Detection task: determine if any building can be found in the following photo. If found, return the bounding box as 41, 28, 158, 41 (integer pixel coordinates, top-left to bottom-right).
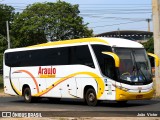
95, 30, 153, 43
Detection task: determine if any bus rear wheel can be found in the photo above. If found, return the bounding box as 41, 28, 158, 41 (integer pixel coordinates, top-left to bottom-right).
23, 87, 35, 103
85, 88, 97, 106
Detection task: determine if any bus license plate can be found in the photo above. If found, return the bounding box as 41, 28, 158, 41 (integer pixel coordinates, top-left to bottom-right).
136, 95, 143, 99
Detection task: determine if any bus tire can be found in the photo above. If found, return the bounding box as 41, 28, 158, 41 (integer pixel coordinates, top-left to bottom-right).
23, 87, 33, 103
85, 88, 97, 106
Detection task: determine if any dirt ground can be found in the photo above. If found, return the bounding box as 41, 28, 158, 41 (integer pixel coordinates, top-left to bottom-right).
0, 92, 10, 97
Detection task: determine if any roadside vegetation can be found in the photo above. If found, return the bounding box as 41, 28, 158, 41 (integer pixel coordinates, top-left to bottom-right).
0, 75, 3, 92
0, 1, 93, 68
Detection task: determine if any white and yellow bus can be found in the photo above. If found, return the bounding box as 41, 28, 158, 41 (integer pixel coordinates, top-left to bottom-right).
3, 37, 158, 106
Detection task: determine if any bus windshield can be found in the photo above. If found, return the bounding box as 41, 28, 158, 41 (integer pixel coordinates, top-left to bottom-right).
114, 48, 152, 84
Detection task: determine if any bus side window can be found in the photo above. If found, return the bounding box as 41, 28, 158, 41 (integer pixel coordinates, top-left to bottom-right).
70, 45, 95, 68
91, 45, 113, 77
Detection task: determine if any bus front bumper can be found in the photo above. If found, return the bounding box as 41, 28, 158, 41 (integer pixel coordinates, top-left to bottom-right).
116, 88, 155, 101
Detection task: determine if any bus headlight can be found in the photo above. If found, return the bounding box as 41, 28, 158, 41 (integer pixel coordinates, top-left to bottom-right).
112, 83, 128, 91
121, 87, 128, 91
115, 85, 128, 91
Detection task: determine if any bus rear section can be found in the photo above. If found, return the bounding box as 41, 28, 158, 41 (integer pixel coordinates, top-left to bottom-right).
3, 44, 105, 106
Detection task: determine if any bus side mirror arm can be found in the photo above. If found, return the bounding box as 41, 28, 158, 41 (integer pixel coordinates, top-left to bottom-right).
102, 52, 120, 67
147, 53, 159, 67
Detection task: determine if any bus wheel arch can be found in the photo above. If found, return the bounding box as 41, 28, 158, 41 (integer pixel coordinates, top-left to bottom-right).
22, 84, 30, 96
83, 85, 98, 106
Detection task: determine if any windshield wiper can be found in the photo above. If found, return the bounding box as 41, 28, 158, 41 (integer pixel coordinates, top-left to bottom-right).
132, 51, 147, 82
135, 63, 147, 82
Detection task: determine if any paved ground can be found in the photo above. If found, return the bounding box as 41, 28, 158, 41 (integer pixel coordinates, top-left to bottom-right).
0, 95, 159, 119
0, 96, 160, 114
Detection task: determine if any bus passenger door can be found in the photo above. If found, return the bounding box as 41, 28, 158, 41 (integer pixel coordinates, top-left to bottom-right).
61, 78, 77, 98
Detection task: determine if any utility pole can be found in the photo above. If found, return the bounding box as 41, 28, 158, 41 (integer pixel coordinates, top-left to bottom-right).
117, 28, 120, 38
152, 0, 160, 96
6, 21, 10, 49
146, 18, 151, 32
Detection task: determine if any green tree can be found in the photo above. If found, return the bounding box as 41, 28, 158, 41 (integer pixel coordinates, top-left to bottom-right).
0, 4, 15, 36
142, 37, 155, 67
0, 34, 7, 53
11, 1, 93, 47
143, 37, 154, 53
0, 34, 7, 68
0, 4, 15, 68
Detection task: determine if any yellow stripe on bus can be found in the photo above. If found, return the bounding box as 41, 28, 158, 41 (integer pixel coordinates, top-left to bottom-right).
11, 71, 105, 99
33, 71, 105, 99
11, 81, 22, 96
27, 38, 109, 48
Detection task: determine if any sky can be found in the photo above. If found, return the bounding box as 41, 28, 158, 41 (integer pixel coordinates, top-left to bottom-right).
1, 0, 152, 35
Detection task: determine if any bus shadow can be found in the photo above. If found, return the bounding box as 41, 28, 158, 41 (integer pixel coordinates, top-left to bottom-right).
22, 98, 160, 108
98, 100, 160, 107
10, 97, 160, 108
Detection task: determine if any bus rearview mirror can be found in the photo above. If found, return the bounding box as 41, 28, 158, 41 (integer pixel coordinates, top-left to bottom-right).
147, 53, 159, 67
102, 52, 120, 68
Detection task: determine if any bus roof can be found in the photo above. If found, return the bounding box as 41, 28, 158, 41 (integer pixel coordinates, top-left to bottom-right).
5, 37, 143, 53
101, 37, 143, 48
28, 37, 143, 48
27, 37, 109, 48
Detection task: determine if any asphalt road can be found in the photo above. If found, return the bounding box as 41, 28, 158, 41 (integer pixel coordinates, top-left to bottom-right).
0, 96, 160, 117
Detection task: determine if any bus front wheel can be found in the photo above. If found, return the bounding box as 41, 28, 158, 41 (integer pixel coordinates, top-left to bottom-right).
85, 88, 97, 106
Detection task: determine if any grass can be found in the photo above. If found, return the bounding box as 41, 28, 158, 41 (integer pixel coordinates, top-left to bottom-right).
0, 75, 3, 92
0, 88, 3, 93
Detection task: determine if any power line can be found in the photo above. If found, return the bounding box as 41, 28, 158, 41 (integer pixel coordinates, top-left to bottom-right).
91, 20, 144, 28
1, 2, 152, 32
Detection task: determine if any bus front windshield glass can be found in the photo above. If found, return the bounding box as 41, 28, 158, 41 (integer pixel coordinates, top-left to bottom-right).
114, 48, 152, 83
